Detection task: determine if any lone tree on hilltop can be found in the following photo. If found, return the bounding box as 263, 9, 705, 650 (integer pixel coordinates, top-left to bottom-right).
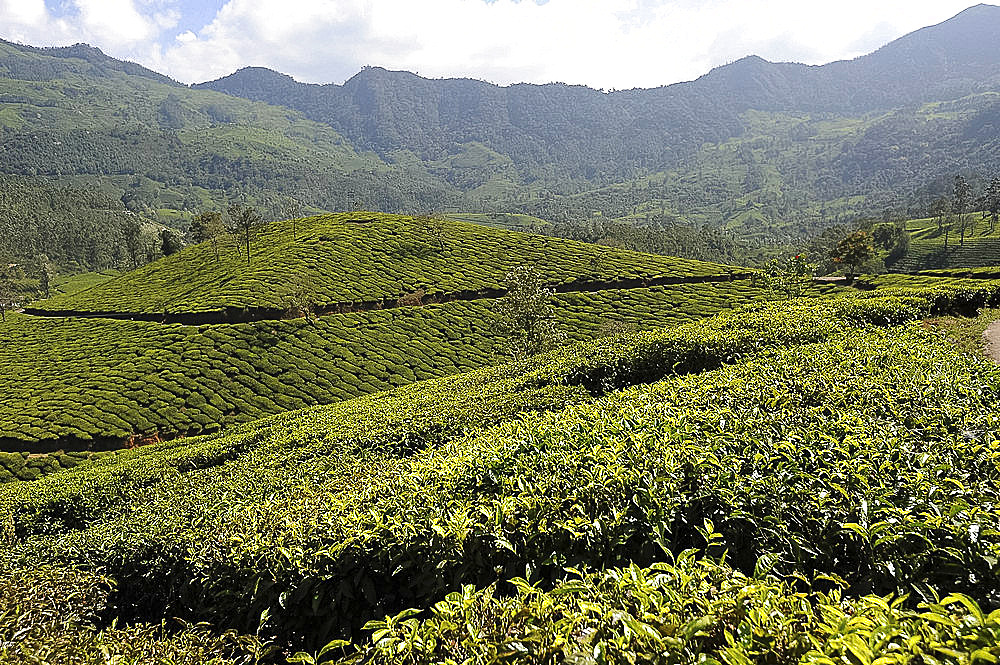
227, 203, 262, 268
416, 214, 447, 250
953, 174, 973, 246
831, 230, 875, 278
493, 265, 564, 360
986, 175, 1000, 234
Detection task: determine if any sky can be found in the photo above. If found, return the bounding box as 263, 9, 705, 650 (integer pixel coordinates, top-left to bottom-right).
0, 0, 985, 89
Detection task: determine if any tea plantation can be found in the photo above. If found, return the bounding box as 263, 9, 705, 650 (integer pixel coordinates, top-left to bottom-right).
1, 279, 845, 452
4, 280, 1000, 662
892, 215, 1000, 272
33, 213, 740, 316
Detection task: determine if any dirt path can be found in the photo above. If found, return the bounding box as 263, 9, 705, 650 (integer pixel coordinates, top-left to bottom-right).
983, 320, 1000, 362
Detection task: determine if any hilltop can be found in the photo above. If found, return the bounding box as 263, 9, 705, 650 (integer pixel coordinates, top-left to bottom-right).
33, 213, 738, 316
0, 218, 799, 451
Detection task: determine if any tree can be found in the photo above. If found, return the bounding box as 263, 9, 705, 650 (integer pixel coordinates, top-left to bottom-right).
0, 264, 19, 322
953, 174, 973, 246
227, 203, 262, 268
751, 254, 815, 299
493, 266, 564, 360
929, 196, 950, 234
122, 216, 144, 269
37, 255, 51, 298
282, 199, 303, 241
831, 230, 875, 277
985, 176, 1000, 235
160, 229, 183, 257
189, 211, 226, 261
416, 214, 447, 250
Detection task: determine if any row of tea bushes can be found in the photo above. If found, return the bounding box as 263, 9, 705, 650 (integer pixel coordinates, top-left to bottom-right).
35, 213, 740, 314
4, 282, 1000, 657
0, 451, 100, 483
0, 563, 265, 665
0, 280, 817, 449
338, 555, 1000, 665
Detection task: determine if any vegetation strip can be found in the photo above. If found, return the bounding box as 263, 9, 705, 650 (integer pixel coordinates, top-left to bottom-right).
21, 273, 753, 324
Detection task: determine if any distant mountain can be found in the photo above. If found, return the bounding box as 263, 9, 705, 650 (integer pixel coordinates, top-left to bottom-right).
0, 5, 999, 253
199, 4, 1000, 180
0, 40, 178, 85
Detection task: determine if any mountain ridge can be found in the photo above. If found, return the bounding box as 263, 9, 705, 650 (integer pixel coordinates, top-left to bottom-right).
195, 4, 1000, 183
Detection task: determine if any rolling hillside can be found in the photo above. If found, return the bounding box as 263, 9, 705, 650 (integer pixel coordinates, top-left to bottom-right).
32, 213, 740, 316
3, 279, 1000, 661
0, 217, 808, 452
890, 213, 1000, 271
0, 39, 458, 225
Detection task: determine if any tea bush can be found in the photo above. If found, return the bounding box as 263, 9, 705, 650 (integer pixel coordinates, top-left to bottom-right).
1, 280, 822, 449
4, 281, 1000, 662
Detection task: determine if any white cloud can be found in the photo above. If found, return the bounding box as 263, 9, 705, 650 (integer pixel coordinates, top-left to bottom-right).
0, 0, 986, 88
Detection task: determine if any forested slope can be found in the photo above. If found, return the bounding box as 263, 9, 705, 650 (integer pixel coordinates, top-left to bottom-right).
2, 6, 1000, 253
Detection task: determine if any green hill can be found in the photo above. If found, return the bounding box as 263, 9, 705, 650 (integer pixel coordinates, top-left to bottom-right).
890, 213, 1000, 271
3, 4, 1000, 263
3, 279, 1000, 661
34, 213, 740, 316
1, 217, 808, 451
2, 278, 823, 451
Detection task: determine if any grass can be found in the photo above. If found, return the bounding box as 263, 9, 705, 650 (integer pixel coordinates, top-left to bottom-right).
47, 271, 119, 298
4, 280, 1000, 662
923, 306, 1000, 357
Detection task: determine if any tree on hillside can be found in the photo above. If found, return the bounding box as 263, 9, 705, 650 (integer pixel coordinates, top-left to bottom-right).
36, 255, 51, 298
226, 203, 262, 268
0, 264, 19, 322
930, 196, 950, 234
122, 216, 144, 269
189, 211, 226, 261
831, 230, 875, 277
986, 176, 1000, 234
751, 254, 815, 299
416, 215, 447, 250
953, 174, 973, 246
282, 198, 303, 241
493, 266, 564, 360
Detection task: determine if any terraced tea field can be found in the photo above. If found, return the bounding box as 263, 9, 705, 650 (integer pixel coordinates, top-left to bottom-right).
3, 279, 838, 452
893, 214, 1000, 271
34, 212, 740, 317
4, 280, 1000, 662
2, 213, 812, 454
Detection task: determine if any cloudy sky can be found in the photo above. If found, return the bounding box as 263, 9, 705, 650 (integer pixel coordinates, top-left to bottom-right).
0, 0, 983, 88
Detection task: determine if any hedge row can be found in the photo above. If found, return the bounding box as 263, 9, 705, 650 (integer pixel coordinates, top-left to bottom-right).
0, 451, 100, 484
